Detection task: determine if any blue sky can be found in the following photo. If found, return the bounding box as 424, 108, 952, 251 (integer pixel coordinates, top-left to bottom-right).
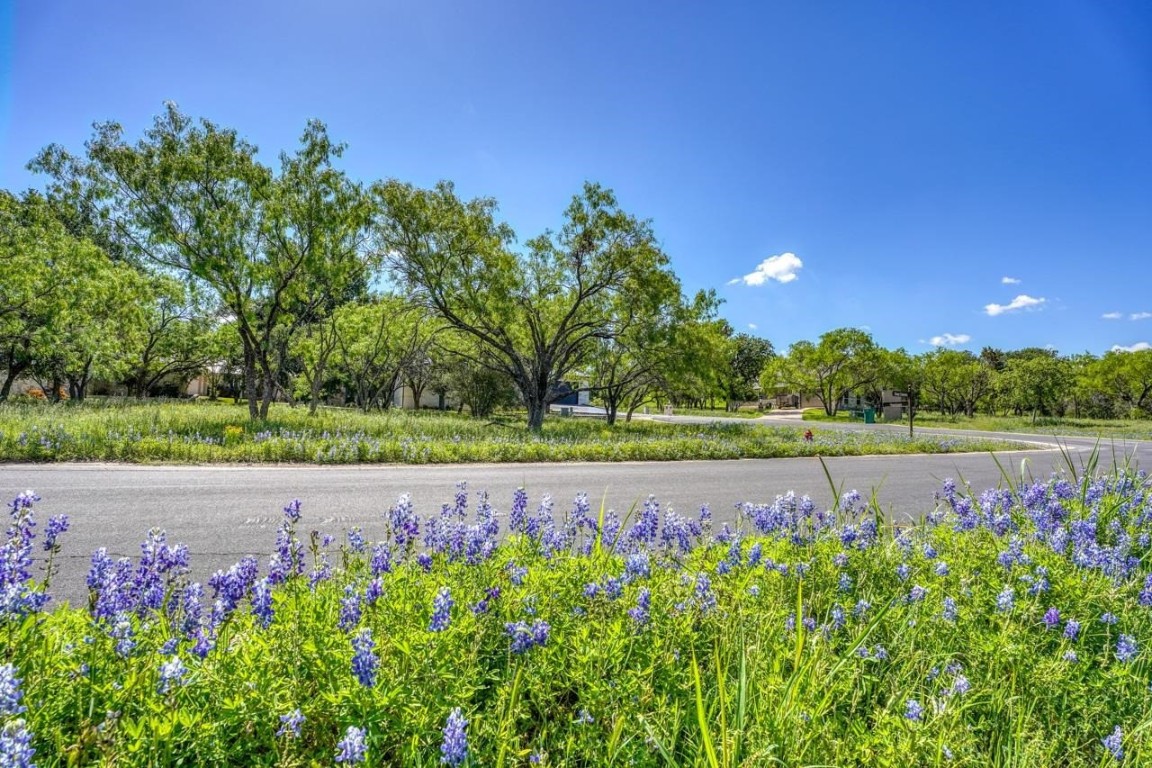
2, 1, 1151, 356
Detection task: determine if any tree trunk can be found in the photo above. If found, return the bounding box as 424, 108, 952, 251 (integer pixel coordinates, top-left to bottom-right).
526, 397, 547, 431
0, 359, 30, 401
243, 344, 259, 419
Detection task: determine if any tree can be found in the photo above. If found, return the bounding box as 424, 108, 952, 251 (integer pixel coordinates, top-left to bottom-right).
722, 333, 775, 410
378, 181, 679, 430
31, 105, 375, 420
1084, 349, 1152, 417
329, 296, 422, 412
122, 276, 217, 398
998, 354, 1071, 423
770, 328, 881, 416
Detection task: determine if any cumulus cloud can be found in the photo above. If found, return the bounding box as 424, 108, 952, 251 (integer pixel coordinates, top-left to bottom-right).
1001, 276, 1021, 285
985, 294, 1046, 317
1112, 342, 1151, 353
1102, 312, 1122, 320
1131, 312, 1152, 321
928, 333, 971, 346
748, 323, 758, 330
727, 252, 803, 286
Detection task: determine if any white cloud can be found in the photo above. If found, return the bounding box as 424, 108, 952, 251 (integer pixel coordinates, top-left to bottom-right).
1001, 276, 1021, 285
1102, 312, 1122, 320
928, 333, 971, 346
1131, 312, 1152, 321
748, 323, 757, 330
1112, 342, 1151, 353
985, 294, 1046, 317
729, 252, 803, 286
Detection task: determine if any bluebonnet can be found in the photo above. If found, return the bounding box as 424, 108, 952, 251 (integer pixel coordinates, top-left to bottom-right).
429, 587, 453, 632
157, 656, 187, 694
907, 585, 927, 603
629, 588, 651, 627
0, 719, 35, 768
160, 638, 179, 655
624, 552, 650, 581
2, 491, 50, 618
1064, 619, 1080, 640
282, 498, 302, 524
905, 699, 924, 721
364, 578, 383, 607
1116, 634, 1138, 663
838, 573, 852, 592
335, 725, 367, 763
934, 561, 950, 576
853, 600, 872, 619
1100, 612, 1118, 625
506, 620, 550, 654
575, 709, 594, 724
346, 528, 366, 553
440, 707, 468, 766
277, 708, 304, 738
351, 628, 378, 687
996, 586, 1015, 613
370, 544, 393, 576
1102, 726, 1123, 761
268, 519, 305, 586
896, 563, 910, 581
508, 564, 527, 586
694, 573, 717, 614
42, 514, 69, 551
949, 675, 970, 696
110, 612, 136, 658
628, 496, 660, 548
339, 585, 362, 632
251, 578, 274, 629
0, 664, 25, 716
416, 553, 433, 572
1043, 607, 1060, 629
509, 487, 528, 534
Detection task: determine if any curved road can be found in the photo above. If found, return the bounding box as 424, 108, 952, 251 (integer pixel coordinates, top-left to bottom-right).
3, 414, 1147, 608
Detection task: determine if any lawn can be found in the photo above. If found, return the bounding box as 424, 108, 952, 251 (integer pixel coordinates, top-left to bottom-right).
802, 409, 1152, 440
0, 401, 1021, 464
2, 468, 1149, 765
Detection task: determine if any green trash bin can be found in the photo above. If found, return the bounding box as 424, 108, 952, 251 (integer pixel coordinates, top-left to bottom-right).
863, 407, 875, 424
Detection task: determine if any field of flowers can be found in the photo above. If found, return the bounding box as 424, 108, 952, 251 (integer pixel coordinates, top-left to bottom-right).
3, 468, 1151, 766
0, 403, 1017, 464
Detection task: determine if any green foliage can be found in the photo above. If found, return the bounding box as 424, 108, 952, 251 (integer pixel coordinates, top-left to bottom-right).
767, 327, 882, 417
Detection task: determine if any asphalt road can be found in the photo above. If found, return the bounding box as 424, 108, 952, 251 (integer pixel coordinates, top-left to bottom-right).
3, 417, 1147, 609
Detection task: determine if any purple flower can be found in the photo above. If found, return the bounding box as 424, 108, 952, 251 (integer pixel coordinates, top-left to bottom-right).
282, 499, 302, 524
364, 578, 383, 606
416, 553, 433, 572
335, 725, 367, 763
694, 573, 717, 614
1116, 634, 1138, 663
1064, 619, 1080, 640
42, 514, 69, 551
0, 719, 35, 768
429, 587, 453, 632
370, 544, 393, 576
905, 699, 924, 721
908, 585, 927, 603
339, 586, 362, 632
277, 708, 304, 738
948, 675, 970, 696
506, 620, 550, 654
629, 588, 651, 627
996, 586, 1014, 613
440, 707, 468, 766
351, 628, 378, 687
0, 665, 25, 716
941, 597, 958, 622
347, 528, 366, 554
251, 578, 274, 629
1043, 607, 1060, 630
157, 656, 187, 694
1102, 725, 1123, 761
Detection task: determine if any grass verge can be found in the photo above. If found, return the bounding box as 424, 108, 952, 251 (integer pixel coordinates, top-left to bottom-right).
0, 402, 1022, 464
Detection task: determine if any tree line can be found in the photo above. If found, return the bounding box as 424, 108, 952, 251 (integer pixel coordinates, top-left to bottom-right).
766, 327, 1152, 426
3, 104, 777, 428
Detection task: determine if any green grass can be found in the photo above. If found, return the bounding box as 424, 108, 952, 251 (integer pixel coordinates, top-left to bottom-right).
893, 412, 1152, 440
4, 468, 1150, 765
0, 401, 1022, 464
662, 406, 766, 419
